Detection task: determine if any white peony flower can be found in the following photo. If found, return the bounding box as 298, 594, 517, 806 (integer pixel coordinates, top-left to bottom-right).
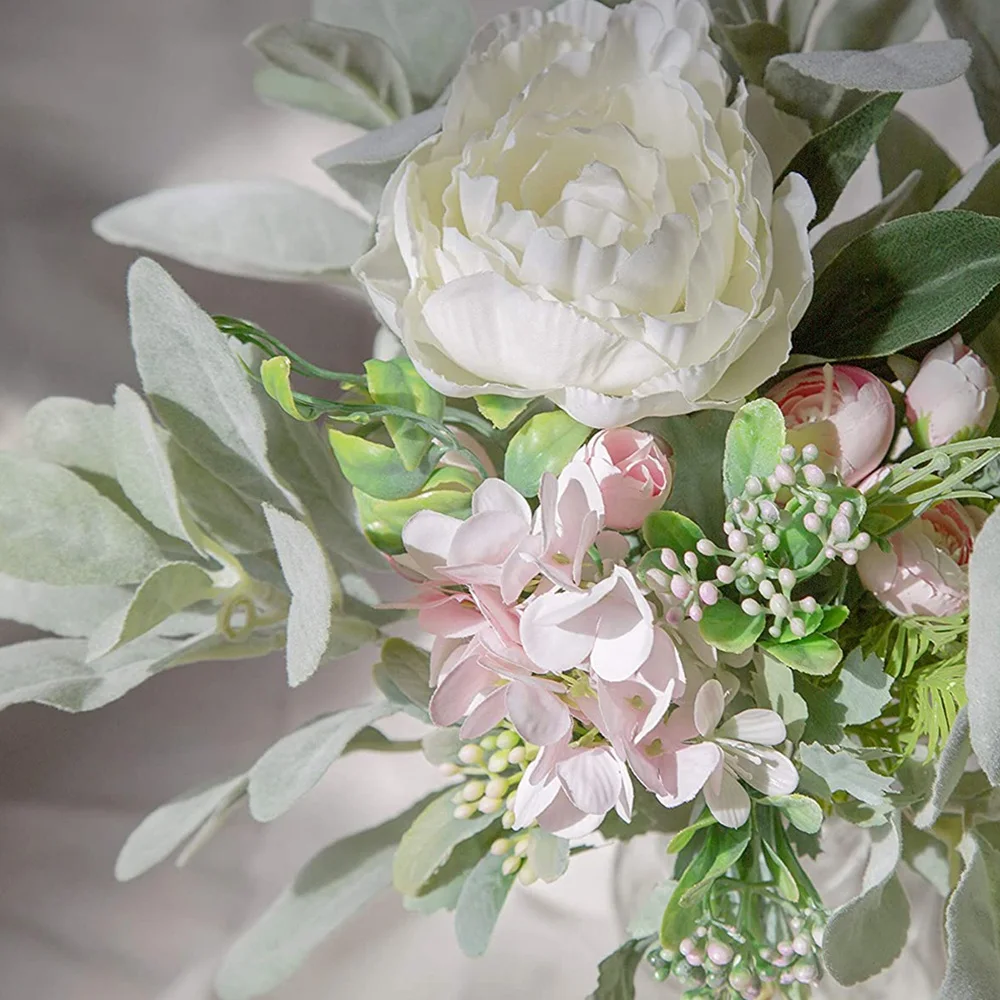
354, 0, 816, 428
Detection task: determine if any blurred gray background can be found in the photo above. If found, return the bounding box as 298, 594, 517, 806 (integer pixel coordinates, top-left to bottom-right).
0, 1, 986, 998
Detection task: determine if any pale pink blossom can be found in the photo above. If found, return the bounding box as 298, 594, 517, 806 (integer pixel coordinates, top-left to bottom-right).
519, 565, 655, 680
574, 428, 673, 531
632, 680, 797, 828
857, 499, 985, 617
767, 364, 895, 486
512, 735, 633, 838
906, 334, 998, 449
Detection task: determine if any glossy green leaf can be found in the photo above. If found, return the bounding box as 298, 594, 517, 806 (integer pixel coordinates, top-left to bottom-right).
666, 812, 718, 854
678, 823, 752, 907
641, 511, 705, 557
761, 794, 824, 834
475, 394, 531, 430
504, 410, 590, 498
248, 702, 393, 822
116, 774, 248, 881
779, 93, 900, 226
365, 356, 444, 470
762, 838, 800, 901
761, 634, 842, 675
699, 598, 766, 654
587, 937, 654, 1000
327, 429, 436, 501
722, 398, 785, 502
793, 211, 1000, 359
260, 357, 312, 421
0, 454, 163, 586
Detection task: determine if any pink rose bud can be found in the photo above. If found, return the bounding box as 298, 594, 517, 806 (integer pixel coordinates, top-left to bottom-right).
573, 428, 672, 531
767, 364, 895, 486
905, 334, 998, 449
857, 500, 986, 617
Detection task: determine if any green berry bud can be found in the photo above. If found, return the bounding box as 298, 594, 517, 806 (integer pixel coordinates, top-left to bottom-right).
462, 781, 485, 802
501, 856, 522, 876
453, 803, 478, 820
488, 750, 510, 772
490, 838, 510, 856
497, 730, 520, 750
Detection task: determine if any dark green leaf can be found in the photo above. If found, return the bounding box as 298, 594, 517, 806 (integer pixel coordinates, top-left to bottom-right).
878, 110, 961, 212
587, 938, 654, 1000
642, 511, 705, 557
815, 0, 934, 51
717, 21, 790, 86
937, 0, 1000, 146
777, 0, 819, 51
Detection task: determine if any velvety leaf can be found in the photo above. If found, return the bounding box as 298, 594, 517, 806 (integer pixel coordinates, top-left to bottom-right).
937, 143, 1000, 215
837, 649, 894, 725
779, 92, 900, 226
937, 0, 1000, 146
587, 938, 654, 1000
753, 654, 808, 742
421, 726, 462, 765
97, 183, 371, 282
373, 638, 433, 720
526, 828, 570, 882
966, 510, 1000, 783
901, 819, 952, 896
87, 561, 216, 660
761, 794, 824, 834
504, 410, 591, 498
914, 708, 971, 828
799, 743, 895, 807
22, 396, 116, 477
247, 19, 412, 128
311, 0, 475, 101
878, 110, 961, 212
0, 575, 128, 637
0, 453, 163, 586
938, 828, 1000, 997
722, 398, 785, 501
823, 815, 909, 985
815, 0, 934, 51
777, 0, 818, 51
214, 792, 437, 1000
248, 702, 393, 821
454, 851, 516, 957
811, 170, 922, 273
392, 790, 498, 896
792, 211, 1000, 359
315, 107, 444, 216
116, 774, 248, 881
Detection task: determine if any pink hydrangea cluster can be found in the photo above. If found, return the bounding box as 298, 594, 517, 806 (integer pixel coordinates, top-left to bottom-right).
394, 449, 797, 835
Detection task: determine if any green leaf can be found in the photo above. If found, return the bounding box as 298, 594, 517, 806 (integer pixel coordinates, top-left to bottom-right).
753, 654, 808, 742
246, 19, 412, 128
353, 468, 476, 553
823, 816, 910, 986
812, 170, 923, 273
799, 743, 895, 808
650, 411, 731, 544
0, 575, 127, 637
666, 812, 718, 854
327, 428, 435, 500
814, 0, 934, 51
113, 384, 203, 549
475, 394, 531, 430
722, 398, 785, 502
311, 0, 475, 102
421, 726, 462, 765
914, 707, 970, 828
837, 648, 894, 725
87, 561, 216, 661
660, 835, 721, 947
938, 828, 1000, 997
526, 828, 570, 882
504, 410, 590, 498
966, 510, 1000, 782
315, 107, 444, 216
587, 938, 654, 1000
416, 820, 501, 898
628, 882, 677, 939
761, 794, 824, 834
454, 851, 516, 957
260, 357, 312, 422
779, 93, 900, 226
677, 823, 752, 907
937, 0, 1000, 146
878, 110, 961, 212
792, 211, 1000, 359
0, 454, 163, 586
127, 260, 292, 510
116, 774, 248, 881
766, 39, 972, 94
778, 0, 819, 51
901, 819, 952, 896
373, 638, 433, 720
97, 184, 371, 282
22, 396, 116, 477
762, 838, 800, 901
248, 702, 393, 822
214, 792, 437, 1000
392, 790, 498, 896
938, 142, 1000, 215
699, 598, 766, 654
641, 511, 705, 558
365, 356, 444, 470
716, 21, 790, 87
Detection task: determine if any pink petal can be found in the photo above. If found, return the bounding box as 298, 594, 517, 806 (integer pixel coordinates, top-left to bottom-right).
472, 479, 532, 520
718, 709, 786, 746
512, 756, 561, 829
537, 793, 605, 838
520, 589, 600, 671
448, 510, 530, 580
693, 679, 725, 737
428, 658, 492, 726
656, 742, 722, 807
590, 570, 655, 681
556, 746, 623, 815
506, 681, 571, 746
401, 510, 462, 578
459, 686, 510, 739
704, 767, 751, 828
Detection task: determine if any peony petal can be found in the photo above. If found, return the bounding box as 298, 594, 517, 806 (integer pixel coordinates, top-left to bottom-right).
506, 681, 572, 746
704, 766, 751, 828
717, 708, 786, 746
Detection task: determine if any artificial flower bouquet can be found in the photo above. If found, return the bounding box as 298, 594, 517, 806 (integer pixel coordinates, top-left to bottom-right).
6, 0, 1000, 997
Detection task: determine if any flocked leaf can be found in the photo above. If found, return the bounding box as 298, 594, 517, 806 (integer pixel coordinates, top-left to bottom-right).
22, 397, 116, 477
937, 0, 1000, 146
878, 110, 961, 212
914, 707, 971, 828
454, 851, 516, 957
373, 638, 433, 721
814, 0, 934, 51
0, 575, 128, 637
799, 743, 895, 808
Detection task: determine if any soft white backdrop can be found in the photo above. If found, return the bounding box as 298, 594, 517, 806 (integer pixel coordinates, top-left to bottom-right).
0, 2, 986, 998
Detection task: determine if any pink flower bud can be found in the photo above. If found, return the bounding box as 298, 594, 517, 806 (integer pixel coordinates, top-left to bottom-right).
905, 334, 998, 449
573, 427, 673, 531
767, 364, 895, 486
857, 500, 986, 617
